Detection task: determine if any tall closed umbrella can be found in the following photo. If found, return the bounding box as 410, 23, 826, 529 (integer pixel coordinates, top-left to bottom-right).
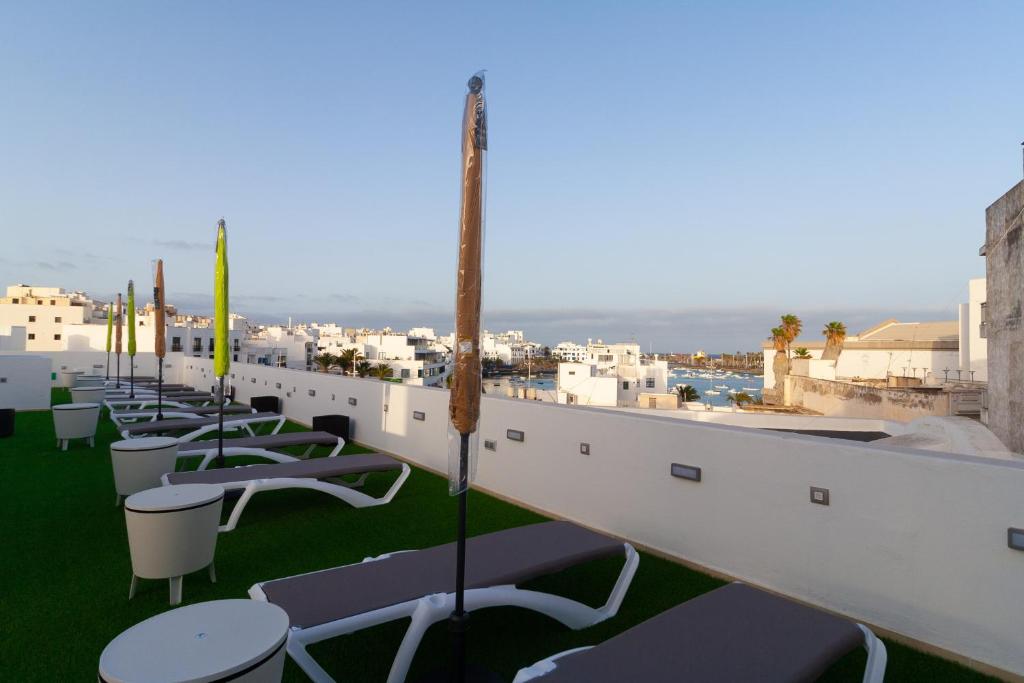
115, 292, 123, 388
153, 260, 166, 420
446, 71, 487, 683
105, 302, 113, 381
214, 219, 229, 467
127, 281, 137, 398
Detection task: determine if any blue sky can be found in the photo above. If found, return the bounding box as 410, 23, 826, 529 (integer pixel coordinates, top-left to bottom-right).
1, 2, 1021, 350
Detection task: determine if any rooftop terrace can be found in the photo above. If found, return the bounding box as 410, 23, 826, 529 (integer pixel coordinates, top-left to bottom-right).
0, 387, 1003, 681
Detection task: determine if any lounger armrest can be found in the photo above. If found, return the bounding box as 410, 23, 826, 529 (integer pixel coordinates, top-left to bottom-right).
512, 647, 594, 683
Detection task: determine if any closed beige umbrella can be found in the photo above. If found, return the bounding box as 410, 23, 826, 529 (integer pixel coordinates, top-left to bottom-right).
446, 71, 488, 683
153, 260, 166, 419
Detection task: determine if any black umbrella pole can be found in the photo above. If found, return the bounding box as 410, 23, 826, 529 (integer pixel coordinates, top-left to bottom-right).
105, 352, 110, 381
450, 431, 470, 683
116, 355, 121, 388
217, 376, 225, 468
156, 359, 163, 421
129, 361, 134, 399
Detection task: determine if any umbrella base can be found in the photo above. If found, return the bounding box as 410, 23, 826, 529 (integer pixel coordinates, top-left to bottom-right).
413, 664, 504, 683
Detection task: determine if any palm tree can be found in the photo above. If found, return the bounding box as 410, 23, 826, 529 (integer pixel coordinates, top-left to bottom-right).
780, 314, 802, 359
312, 352, 336, 373
770, 327, 787, 353
793, 347, 812, 359
372, 362, 393, 380
821, 321, 847, 361
727, 392, 754, 407
769, 326, 790, 396
337, 348, 364, 375
355, 360, 371, 378
675, 384, 699, 402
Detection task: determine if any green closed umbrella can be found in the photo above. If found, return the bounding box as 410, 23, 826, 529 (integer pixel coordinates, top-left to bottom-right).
214, 219, 229, 466
127, 280, 137, 398
105, 302, 113, 380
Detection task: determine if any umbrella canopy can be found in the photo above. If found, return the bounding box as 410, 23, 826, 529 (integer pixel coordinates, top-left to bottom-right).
126, 281, 136, 357
153, 260, 165, 359
115, 293, 123, 355
105, 302, 113, 353
214, 219, 229, 378
448, 72, 487, 441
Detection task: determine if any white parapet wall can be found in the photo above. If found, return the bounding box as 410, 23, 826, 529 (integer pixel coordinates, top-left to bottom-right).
184, 358, 1024, 677
0, 351, 185, 386
0, 354, 53, 409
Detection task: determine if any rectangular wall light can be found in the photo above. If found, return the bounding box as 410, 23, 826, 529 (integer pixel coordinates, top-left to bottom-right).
348, 397, 357, 406
506, 429, 525, 442
484, 440, 497, 451
413, 411, 425, 421
810, 486, 830, 506
670, 463, 701, 482
1009, 528, 1024, 551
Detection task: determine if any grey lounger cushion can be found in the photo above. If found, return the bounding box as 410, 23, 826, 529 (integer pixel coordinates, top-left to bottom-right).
165, 453, 400, 486
124, 412, 280, 436
175, 430, 341, 454
530, 582, 863, 683
116, 405, 252, 417
260, 521, 624, 629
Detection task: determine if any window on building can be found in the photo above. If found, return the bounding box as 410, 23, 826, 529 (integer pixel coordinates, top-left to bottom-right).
192, 338, 202, 353
50, 300, 56, 305
28, 315, 35, 322
622, 381, 629, 390
418, 369, 424, 378
233, 354, 238, 362
11, 298, 18, 303
568, 370, 575, 376
233, 339, 240, 351
208, 338, 215, 352
172, 337, 182, 352
646, 378, 655, 388
27, 333, 35, 340
599, 354, 614, 362
53, 334, 61, 340
54, 316, 61, 323
401, 369, 410, 379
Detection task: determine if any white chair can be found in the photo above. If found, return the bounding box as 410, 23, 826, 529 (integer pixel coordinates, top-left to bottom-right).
110, 437, 180, 506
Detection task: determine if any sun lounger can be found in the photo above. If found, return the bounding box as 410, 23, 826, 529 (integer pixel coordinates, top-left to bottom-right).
249, 521, 639, 683
173, 430, 348, 470
512, 581, 887, 683
162, 453, 410, 531
121, 412, 284, 441
109, 404, 254, 427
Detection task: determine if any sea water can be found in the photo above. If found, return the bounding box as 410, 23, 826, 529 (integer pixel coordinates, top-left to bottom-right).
668, 370, 764, 407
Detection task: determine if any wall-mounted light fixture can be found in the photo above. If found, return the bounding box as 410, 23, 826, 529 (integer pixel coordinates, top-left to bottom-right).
1009, 527, 1024, 551
810, 486, 830, 506
670, 463, 701, 482
413, 411, 425, 421
506, 429, 525, 442
484, 439, 497, 451
580, 443, 590, 455
308, 389, 316, 397
275, 382, 282, 389
348, 397, 357, 406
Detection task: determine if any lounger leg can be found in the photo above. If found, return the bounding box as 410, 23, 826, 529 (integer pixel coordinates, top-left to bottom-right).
287, 638, 338, 683
208, 562, 217, 584
115, 493, 122, 507
89, 436, 95, 447
169, 576, 182, 605
219, 483, 258, 533
62, 440, 68, 451
858, 624, 888, 683
128, 575, 138, 600
387, 599, 446, 683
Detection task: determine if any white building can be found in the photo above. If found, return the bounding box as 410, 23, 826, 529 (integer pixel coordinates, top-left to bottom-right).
761, 318, 962, 390
958, 278, 987, 383
245, 325, 318, 370
0, 285, 104, 351
356, 332, 449, 386
552, 341, 586, 362
557, 340, 668, 407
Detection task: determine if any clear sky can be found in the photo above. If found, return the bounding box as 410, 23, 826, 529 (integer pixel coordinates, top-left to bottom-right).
1, 2, 1021, 351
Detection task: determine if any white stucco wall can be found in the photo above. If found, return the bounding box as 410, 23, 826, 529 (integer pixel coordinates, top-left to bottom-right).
184, 358, 1024, 676
0, 355, 52, 409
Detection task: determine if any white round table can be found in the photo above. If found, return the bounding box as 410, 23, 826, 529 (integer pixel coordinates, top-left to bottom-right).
70, 386, 107, 404
76, 375, 106, 387
98, 599, 289, 683
59, 369, 84, 388
110, 437, 180, 506
52, 402, 101, 450
125, 484, 224, 605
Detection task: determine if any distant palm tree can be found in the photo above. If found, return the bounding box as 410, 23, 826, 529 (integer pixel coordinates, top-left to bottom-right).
822, 321, 847, 361
727, 392, 754, 406
793, 347, 812, 359
675, 384, 699, 402
355, 360, 371, 377
780, 314, 802, 359
312, 352, 336, 373
770, 327, 787, 353
372, 362, 393, 380
338, 348, 364, 375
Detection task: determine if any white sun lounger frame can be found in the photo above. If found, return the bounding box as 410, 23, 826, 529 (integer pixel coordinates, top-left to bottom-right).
109, 407, 255, 428
163, 455, 410, 532
249, 542, 639, 683
179, 436, 347, 471
120, 413, 285, 442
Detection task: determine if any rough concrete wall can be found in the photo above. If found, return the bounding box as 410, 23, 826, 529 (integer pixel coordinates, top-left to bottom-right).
787, 375, 950, 422
984, 180, 1024, 452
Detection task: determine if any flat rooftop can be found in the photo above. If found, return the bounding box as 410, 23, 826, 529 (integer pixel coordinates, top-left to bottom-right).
0, 389, 998, 681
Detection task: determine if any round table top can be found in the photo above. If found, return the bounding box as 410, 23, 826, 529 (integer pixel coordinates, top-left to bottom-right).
125, 483, 223, 513
99, 599, 289, 683
60, 370, 84, 374
111, 436, 179, 452
53, 402, 101, 411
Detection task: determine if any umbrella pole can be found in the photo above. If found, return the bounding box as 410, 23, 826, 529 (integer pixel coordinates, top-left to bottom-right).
157, 359, 163, 421
216, 375, 225, 468
129, 361, 134, 399
449, 431, 470, 683
105, 352, 109, 381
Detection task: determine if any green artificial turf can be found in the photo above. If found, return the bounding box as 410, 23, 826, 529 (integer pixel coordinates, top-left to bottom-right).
0, 389, 998, 681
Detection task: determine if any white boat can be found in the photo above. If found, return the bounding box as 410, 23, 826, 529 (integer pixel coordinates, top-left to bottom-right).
714, 384, 729, 389
705, 390, 721, 396
742, 387, 761, 392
